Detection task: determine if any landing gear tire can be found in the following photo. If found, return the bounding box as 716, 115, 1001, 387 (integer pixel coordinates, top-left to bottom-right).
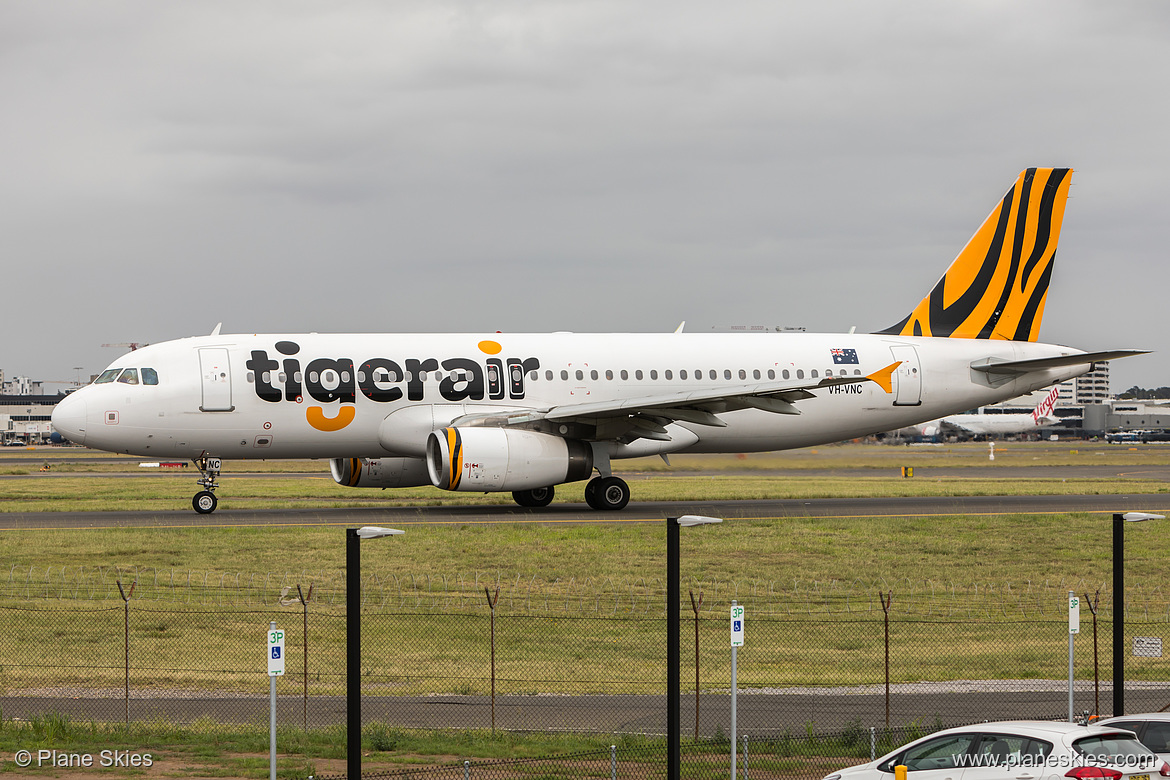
192, 455, 222, 514
192, 490, 218, 514
584, 476, 630, 511
512, 486, 555, 508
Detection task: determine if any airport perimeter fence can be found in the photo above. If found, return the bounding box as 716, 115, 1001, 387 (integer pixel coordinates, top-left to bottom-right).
3, 566, 1170, 740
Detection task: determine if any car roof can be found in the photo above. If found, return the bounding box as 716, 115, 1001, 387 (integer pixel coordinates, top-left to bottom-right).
1099, 714, 1170, 724
935, 720, 1143, 738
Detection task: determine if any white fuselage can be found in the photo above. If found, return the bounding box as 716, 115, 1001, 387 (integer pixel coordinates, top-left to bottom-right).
52, 331, 1094, 461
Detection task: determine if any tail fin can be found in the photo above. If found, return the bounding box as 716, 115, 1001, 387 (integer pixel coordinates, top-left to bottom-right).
1032, 385, 1060, 423
878, 167, 1073, 341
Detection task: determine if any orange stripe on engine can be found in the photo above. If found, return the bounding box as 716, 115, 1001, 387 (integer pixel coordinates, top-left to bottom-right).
447, 428, 462, 490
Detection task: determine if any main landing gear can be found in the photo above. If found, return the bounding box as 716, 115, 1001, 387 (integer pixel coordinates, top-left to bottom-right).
512, 486, 555, 507
584, 476, 630, 511
192, 455, 222, 514
509, 476, 631, 510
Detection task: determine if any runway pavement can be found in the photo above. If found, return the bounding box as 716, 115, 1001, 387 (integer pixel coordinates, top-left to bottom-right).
5, 686, 1167, 734
2, 493, 1168, 531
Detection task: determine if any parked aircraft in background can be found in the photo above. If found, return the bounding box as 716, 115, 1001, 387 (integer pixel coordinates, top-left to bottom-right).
913, 386, 1062, 438
52, 168, 1146, 513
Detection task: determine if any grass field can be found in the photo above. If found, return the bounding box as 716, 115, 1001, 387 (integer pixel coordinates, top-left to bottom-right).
3, 441, 1170, 775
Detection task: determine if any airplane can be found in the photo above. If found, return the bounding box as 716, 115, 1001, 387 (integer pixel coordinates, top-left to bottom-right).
51, 167, 1147, 514
912, 385, 1062, 438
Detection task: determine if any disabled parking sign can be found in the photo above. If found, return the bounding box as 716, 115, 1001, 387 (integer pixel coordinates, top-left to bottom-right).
268, 628, 285, 676
730, 605, 745, 647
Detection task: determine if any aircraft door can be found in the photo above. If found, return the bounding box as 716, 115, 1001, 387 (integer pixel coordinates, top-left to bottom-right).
889, 345, 922, 406
199, 348, 234, 412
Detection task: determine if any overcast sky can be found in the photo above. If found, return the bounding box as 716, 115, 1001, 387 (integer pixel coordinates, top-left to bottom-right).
3, 1, 1167, 392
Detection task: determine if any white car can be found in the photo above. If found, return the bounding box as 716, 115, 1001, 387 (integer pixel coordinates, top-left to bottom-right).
1096, 715, 1170, 764
823, 721, 1166, 780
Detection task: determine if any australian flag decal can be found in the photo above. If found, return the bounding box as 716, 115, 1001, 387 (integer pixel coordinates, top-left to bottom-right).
830, 348, 859, 365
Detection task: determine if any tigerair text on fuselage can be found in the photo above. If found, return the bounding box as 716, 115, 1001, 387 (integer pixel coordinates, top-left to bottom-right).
245, 340, 539, 432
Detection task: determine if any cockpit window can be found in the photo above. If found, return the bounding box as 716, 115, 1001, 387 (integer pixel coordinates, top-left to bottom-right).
142, 368, 159, 386
95, 369, 121, 384
117, 369, 139, 385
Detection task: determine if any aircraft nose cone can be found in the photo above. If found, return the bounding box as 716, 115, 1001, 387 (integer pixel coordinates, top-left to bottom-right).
51, 392, 87, 445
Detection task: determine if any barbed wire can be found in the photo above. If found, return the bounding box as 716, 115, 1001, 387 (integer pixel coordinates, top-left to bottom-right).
4, 564, 1169, 621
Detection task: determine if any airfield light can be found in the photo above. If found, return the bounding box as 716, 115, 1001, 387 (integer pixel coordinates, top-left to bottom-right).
667, 516, 722, 779
1113, 512, 1163, 716
347, 527, 405, 780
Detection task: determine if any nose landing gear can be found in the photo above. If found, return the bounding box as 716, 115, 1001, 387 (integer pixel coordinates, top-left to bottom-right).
192, 455, 222, 514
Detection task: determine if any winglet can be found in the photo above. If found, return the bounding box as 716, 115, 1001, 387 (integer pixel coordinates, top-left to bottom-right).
674, 321, 686, 334
866, 361, 902, 394
210, 322, 222, 337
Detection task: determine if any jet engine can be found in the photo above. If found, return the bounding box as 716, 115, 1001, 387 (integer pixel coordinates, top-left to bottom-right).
330, 457, 432, 488
426, 427, 593, 492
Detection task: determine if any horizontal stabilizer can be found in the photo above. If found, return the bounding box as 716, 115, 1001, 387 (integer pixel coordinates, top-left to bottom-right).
970, 349, 1150, 375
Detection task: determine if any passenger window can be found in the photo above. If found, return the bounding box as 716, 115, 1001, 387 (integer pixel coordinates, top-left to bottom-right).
768, 369, 775, 379
709, 370, 717, 380
561, 370, 569, 381
782, 370, 790, 379
825, 369, 833, 376
117, 368, 139, 385
95, 369, 121, 384
621, 370, 629, 380
590, 370, 598, 380
796, 369, 804, 379
635, 370, 644, 380
724, 369, 732, 380
665, 370, 672, 380
1143, 722, 1170, 752
753, 369, 761, 380
142, 368, 159, 385
811, 370, 818, 378
973, 734, 1051, 765
606, 370, 614, 380
545, 370, 554, 381
897, 734, 975, 772
650, 370, 658, 380
680, 370, 688, 380
576, 370, 584, 380
739, 369, 747, 380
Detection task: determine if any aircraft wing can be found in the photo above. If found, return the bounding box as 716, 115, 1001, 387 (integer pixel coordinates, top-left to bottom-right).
450, 361, 901, 442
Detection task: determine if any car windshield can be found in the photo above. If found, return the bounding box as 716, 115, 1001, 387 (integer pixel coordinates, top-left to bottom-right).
1074, 734, 1157, 767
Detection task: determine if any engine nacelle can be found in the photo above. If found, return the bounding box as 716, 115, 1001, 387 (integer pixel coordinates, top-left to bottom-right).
330, 457, 432, 488
426, 427, 593, 492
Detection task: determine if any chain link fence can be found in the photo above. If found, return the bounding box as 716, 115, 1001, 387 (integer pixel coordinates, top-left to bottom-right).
3, 566, 1168, 740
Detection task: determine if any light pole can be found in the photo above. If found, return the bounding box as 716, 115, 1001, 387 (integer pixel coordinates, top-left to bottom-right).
1112, 512, 1162, 717
667, 515, 722, 779
348, 526, 404, 780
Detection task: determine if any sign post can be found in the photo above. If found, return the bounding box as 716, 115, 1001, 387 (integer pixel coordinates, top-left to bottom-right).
730, 602, 745, 780
1068, 592, 1079, 722
268, 622, 285, 780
